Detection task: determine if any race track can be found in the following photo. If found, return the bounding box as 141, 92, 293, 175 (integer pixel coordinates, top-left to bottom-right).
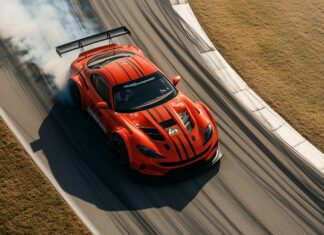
0, 0, 323, 234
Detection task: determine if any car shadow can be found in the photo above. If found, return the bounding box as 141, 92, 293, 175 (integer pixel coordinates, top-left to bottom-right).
30, 100, 220, 212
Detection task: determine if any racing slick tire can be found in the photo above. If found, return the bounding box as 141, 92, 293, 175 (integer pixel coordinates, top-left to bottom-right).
68, 80, 81, 108
108, 134, 130, 168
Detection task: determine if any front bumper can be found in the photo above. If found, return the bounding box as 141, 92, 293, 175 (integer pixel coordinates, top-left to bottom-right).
161, 146, 223, 180
130, 140, 223, 179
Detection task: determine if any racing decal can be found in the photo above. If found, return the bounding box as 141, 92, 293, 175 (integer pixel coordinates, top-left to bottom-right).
154, 107, 164, 122
133, 55, 159, 71
173, 140, 183, 161
116, 61, 132, 81
124, 76, 155, 88
175, 135, 190, 159
125, 58, 142, 78
146, 109, 183, 160
125, 60, 141, 78
105, 67, 118, 84
86, 105, 107, 134
128, 57, 144, 76
168, 127, 179, 136
162, 105, 196, 156
146, 109, 159, 123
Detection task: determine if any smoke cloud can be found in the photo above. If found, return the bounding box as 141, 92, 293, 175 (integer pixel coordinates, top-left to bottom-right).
0, 0, 97, 90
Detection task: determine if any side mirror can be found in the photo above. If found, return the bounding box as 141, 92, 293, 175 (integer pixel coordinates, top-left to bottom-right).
96, 101, 109, 109
172, 76, 181, 86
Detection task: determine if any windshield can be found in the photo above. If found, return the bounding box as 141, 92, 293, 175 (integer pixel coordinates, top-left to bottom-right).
113, 72, 177, 113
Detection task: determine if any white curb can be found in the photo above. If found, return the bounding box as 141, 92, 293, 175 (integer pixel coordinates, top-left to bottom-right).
170, 0, 324, 174
0, 107, 100, 235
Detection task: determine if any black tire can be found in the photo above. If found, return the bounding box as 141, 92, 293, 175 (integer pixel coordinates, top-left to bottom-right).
69, 80, 81, 108
108, 135, 129, 168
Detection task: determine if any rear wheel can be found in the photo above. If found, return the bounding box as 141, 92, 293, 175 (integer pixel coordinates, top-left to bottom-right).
69, 80, 81, 108
108, 135, 129, 168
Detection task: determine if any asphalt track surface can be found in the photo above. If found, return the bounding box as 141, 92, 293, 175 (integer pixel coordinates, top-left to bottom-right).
0, 0, 323, 234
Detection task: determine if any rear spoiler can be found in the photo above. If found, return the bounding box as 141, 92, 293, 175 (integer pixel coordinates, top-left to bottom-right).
55, 26, 130, 57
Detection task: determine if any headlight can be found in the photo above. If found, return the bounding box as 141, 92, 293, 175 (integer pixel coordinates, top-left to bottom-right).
203, 123, 213, 145
137, 145, 165, 159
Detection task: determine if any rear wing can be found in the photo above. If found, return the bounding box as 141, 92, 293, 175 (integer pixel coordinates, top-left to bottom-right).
55, 26, 130, 57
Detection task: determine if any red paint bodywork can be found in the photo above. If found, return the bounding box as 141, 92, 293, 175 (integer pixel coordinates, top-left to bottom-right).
69, 43, 222, 176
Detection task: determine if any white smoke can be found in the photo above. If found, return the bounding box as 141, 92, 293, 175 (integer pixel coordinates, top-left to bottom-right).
0, 0, 97, 90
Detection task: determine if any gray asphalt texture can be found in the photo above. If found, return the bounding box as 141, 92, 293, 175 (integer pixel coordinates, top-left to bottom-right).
0, 0, 323, 234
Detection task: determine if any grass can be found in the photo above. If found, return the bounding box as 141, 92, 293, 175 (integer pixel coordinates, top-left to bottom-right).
189, 0, 324, 151
0, 118, 90, 234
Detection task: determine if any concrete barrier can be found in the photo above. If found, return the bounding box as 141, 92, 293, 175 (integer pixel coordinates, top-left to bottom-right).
170, 0, 324, 174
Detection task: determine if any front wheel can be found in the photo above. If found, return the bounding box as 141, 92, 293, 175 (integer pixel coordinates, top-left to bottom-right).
108, 135, 129, 168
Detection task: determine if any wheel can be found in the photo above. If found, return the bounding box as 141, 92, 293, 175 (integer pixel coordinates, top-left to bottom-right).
108, 135, 129, 168
69, 80, 81, 108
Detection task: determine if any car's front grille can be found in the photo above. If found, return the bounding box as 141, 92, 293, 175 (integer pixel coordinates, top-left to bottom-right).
178, 111, 194, 132
141, 128, 164, 141
160, 118, 176, 129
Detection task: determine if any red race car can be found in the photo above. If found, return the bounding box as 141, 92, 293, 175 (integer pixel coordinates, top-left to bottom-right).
56, 27, 223, 177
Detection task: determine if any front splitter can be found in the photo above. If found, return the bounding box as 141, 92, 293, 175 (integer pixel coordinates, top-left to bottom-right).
129, 146, 223, 183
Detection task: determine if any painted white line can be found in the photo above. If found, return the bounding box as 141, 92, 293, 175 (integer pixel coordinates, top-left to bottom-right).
0, 107, 100, 235
170, 1, 324, 174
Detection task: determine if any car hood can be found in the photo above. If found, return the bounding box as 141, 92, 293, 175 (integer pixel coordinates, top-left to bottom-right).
118, 93, 212, 162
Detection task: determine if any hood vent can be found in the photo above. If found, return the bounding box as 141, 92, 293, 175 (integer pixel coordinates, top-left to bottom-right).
141, 128, 164, 141
179, 111, 194, 132
160, 118, 177, 129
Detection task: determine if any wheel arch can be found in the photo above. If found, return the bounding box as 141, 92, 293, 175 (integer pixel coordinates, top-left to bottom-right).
112, 128, 134, 162
70, 75, 86, 108
195, 101, 217, 127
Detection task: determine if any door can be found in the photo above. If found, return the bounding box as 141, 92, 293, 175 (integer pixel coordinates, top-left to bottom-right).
86, 73, 115, 135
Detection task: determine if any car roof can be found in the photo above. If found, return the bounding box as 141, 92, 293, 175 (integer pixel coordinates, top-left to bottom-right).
94, 53, 159, 86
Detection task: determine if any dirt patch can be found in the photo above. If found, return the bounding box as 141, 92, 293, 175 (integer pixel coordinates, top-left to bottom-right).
190, 0, 324, 151
0, 118, 90, 234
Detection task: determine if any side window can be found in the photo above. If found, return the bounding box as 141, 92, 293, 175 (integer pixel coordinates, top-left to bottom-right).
91, 74, 110, 105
